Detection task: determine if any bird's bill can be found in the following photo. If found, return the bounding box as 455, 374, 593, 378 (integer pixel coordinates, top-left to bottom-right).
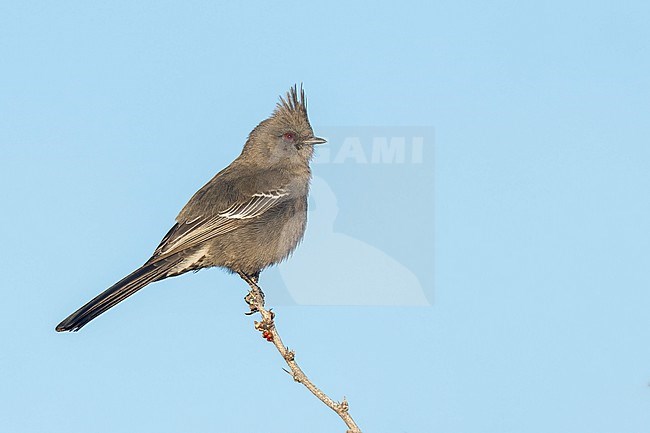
303, 136, 327, 146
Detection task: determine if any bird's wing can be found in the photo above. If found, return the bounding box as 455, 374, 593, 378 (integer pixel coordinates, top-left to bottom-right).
150, 189, 290, 260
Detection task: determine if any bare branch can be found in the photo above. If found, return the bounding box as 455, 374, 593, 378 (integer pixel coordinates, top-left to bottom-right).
240, 276, 362, 433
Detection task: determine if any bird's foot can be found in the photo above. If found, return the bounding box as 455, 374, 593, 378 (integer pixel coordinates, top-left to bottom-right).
244, 287, 265, 314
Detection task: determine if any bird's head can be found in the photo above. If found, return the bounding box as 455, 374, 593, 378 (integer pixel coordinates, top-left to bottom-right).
242, 85, 326, 167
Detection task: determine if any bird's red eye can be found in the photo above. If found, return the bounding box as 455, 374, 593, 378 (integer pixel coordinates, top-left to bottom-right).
283, 132, 295, 141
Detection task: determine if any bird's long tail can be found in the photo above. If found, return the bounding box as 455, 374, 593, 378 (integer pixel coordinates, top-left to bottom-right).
56, 259, 181, 332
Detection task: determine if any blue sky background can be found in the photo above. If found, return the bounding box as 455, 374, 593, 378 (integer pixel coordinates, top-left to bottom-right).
1, 1, 649, 432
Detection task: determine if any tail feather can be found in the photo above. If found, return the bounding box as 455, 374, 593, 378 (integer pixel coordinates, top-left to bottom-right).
56, 259, 180, 332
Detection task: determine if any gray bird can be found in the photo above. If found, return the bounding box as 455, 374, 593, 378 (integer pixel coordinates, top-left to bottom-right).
56, 85, 326, 332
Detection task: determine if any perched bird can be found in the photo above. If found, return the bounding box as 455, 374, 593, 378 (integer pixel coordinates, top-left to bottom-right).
56, 85, 326, 332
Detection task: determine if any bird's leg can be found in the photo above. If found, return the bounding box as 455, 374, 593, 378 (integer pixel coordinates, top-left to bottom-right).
238, 271, 264, 314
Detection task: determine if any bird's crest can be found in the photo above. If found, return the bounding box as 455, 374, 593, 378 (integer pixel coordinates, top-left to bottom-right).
274, 84, 307, 118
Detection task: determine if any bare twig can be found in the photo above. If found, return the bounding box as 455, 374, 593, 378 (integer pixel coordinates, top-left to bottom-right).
239, 274, 362, 433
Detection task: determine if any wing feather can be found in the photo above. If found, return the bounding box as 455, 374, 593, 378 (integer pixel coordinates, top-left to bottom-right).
151, 189, 289, 260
